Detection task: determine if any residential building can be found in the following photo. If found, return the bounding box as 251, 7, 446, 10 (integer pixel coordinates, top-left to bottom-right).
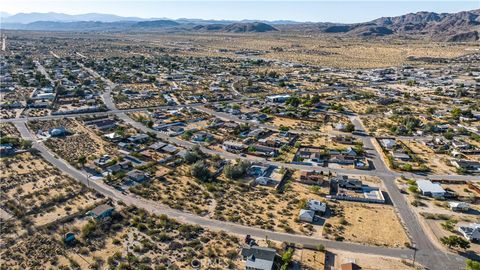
449, 201, 469, 212
87, 204, 114, 220
416, 180, 446, 198
307, 199, 327, 213
458, 223, 480, 242
299, 209, 315, 223
240, 246, 277, 270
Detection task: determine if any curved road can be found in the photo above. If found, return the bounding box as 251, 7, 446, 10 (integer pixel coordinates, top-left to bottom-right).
9, 59, 476, 270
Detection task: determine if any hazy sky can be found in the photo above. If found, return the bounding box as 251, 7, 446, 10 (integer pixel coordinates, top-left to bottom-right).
1, 0, 478, 23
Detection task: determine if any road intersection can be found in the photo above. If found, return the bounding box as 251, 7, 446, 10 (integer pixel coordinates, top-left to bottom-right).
6, 63, 478, 270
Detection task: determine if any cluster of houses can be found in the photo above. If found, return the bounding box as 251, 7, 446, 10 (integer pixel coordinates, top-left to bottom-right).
294, 144, 368, 169
379, 138, 413, 163
81, 117, 186, 189
415, 179, 480, 243
328, 175, 386, 204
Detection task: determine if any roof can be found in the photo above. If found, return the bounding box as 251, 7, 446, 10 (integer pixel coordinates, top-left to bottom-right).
241, 246, 276, 262
341, 262, 360, 270
89, 204, 114, 217
449, 201, 469, 207
417, 180, 445, 194
299, 209, 315, 219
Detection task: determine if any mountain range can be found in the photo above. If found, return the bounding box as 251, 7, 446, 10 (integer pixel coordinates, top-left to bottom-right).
1, 10, 479, 41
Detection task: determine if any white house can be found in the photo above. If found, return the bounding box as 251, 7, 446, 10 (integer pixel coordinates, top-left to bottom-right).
416, 180, 446, 198
307, 199, 327, 213
266, 94, 290, 103
449, 201, 469, 212
241, 246, 276, 270
298, 209, 315, 223
458, 223, 480, 242
255, 177, 271, 186
380, 139, 396, 150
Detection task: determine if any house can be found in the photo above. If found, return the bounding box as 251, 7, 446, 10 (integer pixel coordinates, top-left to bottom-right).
331, 135, 355, 144
298, 209, 315, 223
416, 180, 446, 198
449, 201, 469, 212
307, 199, 326, 213
392, 150, 411, 161
240, 246, 277, 270
341, 262, 361, 270
126, 169, 147, 183
451, 160, 480, 173
251, 145, 279, 157
248, 165, 271, 177
87, 204, 114, 220
458, 223, 480, 242
85, 118, 117, 130
330, 154, 355, 165
299, 171, 325, 185
128, 133, 150, 144
335, 175, 363, 191
49, 127, 68, 137
255, 177, 271, 186
94, 155, 113, 169
192, 131, 213, 142
354, 158, 369, 169
0, 143, 14, 155
380, 139, 396, 150
223, 141, 247, 153
106, 160, 131, 174
266, 94, 290, 103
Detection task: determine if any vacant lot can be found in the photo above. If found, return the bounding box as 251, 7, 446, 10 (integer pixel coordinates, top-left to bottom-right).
324, 201, 410, 247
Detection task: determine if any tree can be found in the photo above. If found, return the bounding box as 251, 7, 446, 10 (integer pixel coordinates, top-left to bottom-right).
451, 107, 462, 119
224, 160, 251, 180
190, 161, 212, 182
280, 248, 294, 270
78, 156, 87, 167
466, 259, 480, 270
344, 123, 355, 133
440, 235, 470, 250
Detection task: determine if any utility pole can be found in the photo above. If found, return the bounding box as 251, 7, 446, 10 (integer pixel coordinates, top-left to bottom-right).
412, 243, 417, 268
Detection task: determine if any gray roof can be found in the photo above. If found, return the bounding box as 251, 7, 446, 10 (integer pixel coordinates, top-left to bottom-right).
417, 180, 445, 194
89, 204, 114, 217
241, 246, 276, 262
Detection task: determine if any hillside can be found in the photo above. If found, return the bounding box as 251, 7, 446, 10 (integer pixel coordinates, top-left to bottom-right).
325, 9, 480, 41
194, 22, 278, 33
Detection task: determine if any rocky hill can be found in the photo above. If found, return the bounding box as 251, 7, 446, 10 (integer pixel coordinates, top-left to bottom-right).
323, 9, 480, 41
194, 22, 278, 33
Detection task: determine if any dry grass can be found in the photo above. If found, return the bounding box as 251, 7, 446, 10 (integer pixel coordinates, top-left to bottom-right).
324, 201, 410, 248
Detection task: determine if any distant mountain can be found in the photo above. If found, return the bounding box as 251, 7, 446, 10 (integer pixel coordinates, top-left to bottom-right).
1, 12, 145, 24
1, 21, 137, 31
134, 20, 180, 28
323, 9, 480, 41
1, 10, 478, 41
192, 22, 278, 33
222, 22, 278, 33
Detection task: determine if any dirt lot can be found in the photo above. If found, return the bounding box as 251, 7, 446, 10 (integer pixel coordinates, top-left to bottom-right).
0, 151, 103, 241
324, 201, 410, 248
29, 118, 119, 166
401, 139, 455, 175
0, 122, 21, 137
331, 249, 417, 270
1, 206, 244, 270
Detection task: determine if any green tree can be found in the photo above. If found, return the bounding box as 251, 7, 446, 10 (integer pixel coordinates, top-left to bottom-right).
190, 161, 212, 182
466, 259, 480, 270
451, 107, 462, 119
440, 235, 470, 250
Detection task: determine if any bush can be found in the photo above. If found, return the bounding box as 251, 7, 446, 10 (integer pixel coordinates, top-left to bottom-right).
190, 161, 212, 182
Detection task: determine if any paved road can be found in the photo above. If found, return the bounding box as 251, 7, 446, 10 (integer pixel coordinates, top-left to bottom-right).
9, 60, 473, 269
12, 121, 421, 262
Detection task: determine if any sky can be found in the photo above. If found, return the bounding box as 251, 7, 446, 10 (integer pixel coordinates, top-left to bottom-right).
0, 0, 478, 23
